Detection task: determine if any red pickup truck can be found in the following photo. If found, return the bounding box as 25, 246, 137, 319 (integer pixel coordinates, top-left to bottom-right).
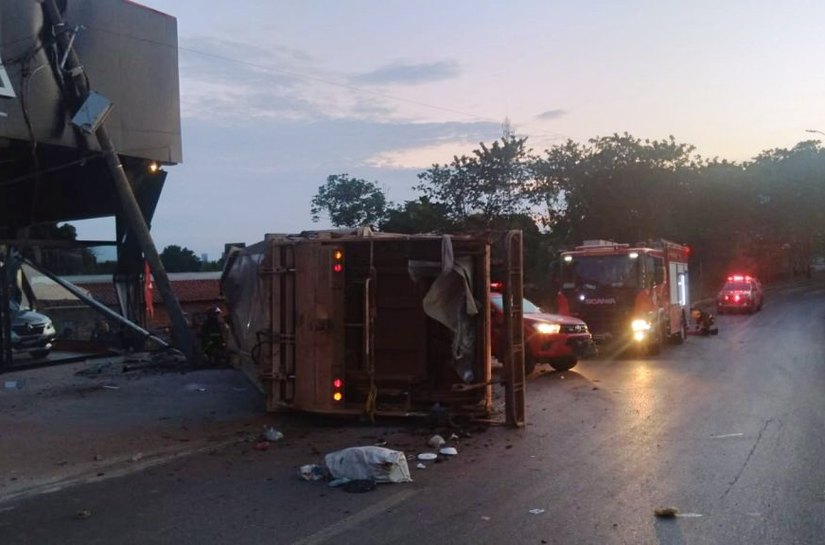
491, 291, 596, 373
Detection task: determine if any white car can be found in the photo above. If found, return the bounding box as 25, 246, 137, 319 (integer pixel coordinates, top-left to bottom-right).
10, 300, 57, 359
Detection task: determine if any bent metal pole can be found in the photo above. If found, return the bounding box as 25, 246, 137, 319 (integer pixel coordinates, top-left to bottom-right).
41, 0, 195, 361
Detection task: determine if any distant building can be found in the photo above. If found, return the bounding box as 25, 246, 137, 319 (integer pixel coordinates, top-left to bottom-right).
39, 272, 224, 341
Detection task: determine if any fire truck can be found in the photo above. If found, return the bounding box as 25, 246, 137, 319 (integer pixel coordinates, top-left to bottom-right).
556, 240, 690, 354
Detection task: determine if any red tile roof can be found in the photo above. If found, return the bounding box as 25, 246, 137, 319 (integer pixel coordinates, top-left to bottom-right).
74, 275, 221, 306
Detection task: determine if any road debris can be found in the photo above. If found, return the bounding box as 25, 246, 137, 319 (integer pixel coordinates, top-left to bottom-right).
480, 516, 491, 521
131, 453, 143, 462
299, 464, 326, 481
417, 452, 438, 461
342, 479, 377, 493
416, 463, 426, 469
325, 446, 412, 483
428, 434, 446, 449
654, 507, 679, 518
710, 433, 744, 439
262, 426, 284, 442
254, 442, 270, 452
75, 510, 93, 520
102, 385, 120, 390
439, 447, 458, 456
529, 508, 546, 515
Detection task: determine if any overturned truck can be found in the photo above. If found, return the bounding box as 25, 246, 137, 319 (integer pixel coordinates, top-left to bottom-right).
221, 230, 526, 425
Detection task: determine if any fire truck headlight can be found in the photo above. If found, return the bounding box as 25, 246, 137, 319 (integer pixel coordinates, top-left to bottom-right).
631, 319, 651, 332
633, 331, 646, 342
534, 323, 561, 335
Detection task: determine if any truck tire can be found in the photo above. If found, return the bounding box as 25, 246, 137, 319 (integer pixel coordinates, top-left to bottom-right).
646, 322, 663, 356
669, 315, 687, 345
525, 351, 537, 375
550, 357, 577, 372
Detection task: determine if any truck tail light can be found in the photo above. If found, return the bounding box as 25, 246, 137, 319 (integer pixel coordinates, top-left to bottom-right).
330, 248, 345, 288
332, 249, 344, 273
332, 378, 344, 402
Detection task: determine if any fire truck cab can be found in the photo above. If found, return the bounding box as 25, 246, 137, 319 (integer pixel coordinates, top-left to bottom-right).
556, 240, 690, 355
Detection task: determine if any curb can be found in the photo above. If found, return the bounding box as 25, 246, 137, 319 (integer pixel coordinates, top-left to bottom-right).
0, 436, 243, 506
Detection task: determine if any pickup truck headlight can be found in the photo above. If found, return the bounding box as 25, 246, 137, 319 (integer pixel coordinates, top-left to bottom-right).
533, 323, 561, 335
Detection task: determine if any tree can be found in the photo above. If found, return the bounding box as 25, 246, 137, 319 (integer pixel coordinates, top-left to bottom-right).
531, 133, 699, 245
310, 174, 388, 228
380, 197, 454, 234
21, 222, 101, 275
416, 136, 535, 228
160, 245, 202, 272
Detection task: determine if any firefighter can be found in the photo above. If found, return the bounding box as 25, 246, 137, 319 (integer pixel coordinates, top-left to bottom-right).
200, 306, 227, 364
691, 308, 718, 336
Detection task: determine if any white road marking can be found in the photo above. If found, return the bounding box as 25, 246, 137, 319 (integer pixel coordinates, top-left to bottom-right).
292, 488, 419, 545
710, 433, 744, 439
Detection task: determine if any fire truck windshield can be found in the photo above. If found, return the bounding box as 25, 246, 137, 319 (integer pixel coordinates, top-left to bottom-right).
561, 254, 640, 289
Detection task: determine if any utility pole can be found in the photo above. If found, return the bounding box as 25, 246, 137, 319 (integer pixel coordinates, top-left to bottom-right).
41, 0, 195, 361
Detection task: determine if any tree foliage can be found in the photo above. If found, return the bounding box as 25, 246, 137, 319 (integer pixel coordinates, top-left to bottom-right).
160, 245, 202, 272
317, 133, 825, 297
379, 197, 454, 234
310, 174, 388, 228
416, 136, 536, 228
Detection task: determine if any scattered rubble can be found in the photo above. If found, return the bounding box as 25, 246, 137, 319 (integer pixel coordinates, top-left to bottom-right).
654, 507, 679, 518
427, 434, 446, 449
299, 465, 325, 481
262, 426, 284, 442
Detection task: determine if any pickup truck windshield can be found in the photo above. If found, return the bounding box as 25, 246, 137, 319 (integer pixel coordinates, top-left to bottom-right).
490, 293, 542, 314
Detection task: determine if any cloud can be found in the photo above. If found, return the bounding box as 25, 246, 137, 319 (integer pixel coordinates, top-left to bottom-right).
352, 61, 461, 86
366, 140, 485, 170
537, 109, 567, 120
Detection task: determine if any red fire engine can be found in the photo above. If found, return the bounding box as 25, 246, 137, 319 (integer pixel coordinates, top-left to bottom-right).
556, 240, 691, 354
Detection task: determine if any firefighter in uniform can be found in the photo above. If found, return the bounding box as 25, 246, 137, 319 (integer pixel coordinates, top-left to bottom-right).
200, 306, 227, 364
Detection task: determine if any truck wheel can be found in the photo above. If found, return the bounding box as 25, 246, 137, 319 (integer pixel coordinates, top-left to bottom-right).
550, 357, 577, 372
669, 317, 687, 345
644, 322, 664, 356
525, 351, 537, 375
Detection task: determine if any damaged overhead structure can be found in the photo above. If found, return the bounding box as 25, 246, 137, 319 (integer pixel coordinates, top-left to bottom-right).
0, 0, 193, 366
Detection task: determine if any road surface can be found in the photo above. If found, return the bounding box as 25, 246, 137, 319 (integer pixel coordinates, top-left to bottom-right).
2, 280, 825, 544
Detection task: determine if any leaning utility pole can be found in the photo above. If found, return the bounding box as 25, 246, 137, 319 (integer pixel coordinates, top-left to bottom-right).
41, 0, 195, 361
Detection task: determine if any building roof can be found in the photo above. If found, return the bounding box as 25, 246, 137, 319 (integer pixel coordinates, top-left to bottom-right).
65, 272, 222, 306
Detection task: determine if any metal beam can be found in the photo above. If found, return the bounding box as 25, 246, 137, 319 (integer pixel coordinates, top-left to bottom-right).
41, 0, 195, 361
22, 258, 170, 350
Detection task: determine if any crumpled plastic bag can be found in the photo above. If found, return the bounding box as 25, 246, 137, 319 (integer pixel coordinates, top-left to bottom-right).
324, 446, 412, 483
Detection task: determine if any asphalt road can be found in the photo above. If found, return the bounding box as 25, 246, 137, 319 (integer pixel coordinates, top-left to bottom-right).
3, 279, 825, 545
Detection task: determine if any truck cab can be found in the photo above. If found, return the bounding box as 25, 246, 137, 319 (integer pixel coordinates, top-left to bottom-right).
556, 240, 690, 355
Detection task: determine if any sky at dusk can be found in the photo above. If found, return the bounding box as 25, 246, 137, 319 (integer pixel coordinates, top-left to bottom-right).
78, 0, 825, 258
